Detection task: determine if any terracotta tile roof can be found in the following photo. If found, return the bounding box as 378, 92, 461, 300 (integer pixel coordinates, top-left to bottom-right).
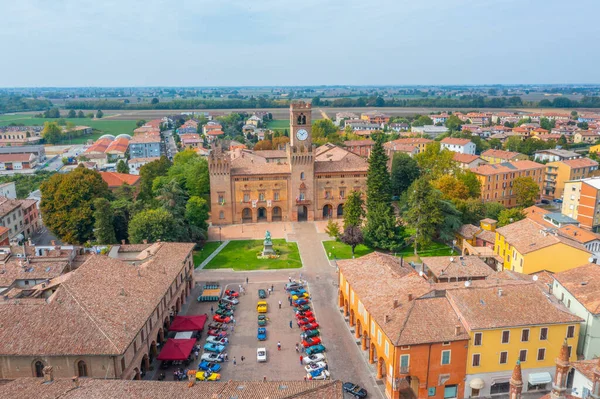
523, 205, 552, 227
130, 134, 161, 144
230, 151, 290, 175
561, 157, 598, 168
206, 129, 224, 136
457, 224, 481, 238
0, 378, 343, 399
475, 230, 496, 244
481, 149, 522, 160
557, 225, 600, 244
99, 172, 140, 188
383, 142, 417, 153
254, 150, 287, 158
0, 242, 194, 356
386, 138, 433, 145
453, 153, 481, 164
0, 153, 35, 162
441, 137, 471, 146
446, 283, 583, 330
422, 256, 495, 280
553, 263, 600, 315
344, 139, 374, 146
105, 138, 129, 154
0, 259, 69, 287
472, 160, 544, 176
85, 138, 112, 154
0, 197, 22, 217
570, 359, 600, 381
314, 144, 368, 173
496, 218, 589, 254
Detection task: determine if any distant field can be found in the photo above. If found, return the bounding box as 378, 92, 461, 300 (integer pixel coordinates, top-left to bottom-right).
0, 115, 137, 137
266, 119, 290, 130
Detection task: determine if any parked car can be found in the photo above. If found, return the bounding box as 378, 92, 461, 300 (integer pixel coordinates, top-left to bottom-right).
304, 361, 328, 374
218, 303, 235, 311
302, 353, 326, 365
292, 293, 309, 300
258, 314, 268, 326
297, 317, 316, 326
207, 329, 228, 338
294, 298, 309, 306
301, 337, 322, 347
295, 310, 313, 318
206, 336, 229, 345
203, 343, 226, 353
257, 327, 267, 341
258, 289, 267, 299
225, 289, 239, 298
553, 198, 563, 203
343, 382, 368, 398
301, 329, 320, 339
307, 369, 330, 380
198, 361, 221, 373
221, 296, 239, 305
301, 322, 319, 331
296, 304, 311, 312
207, 322, 223, 330
257, 347, 267, 362
196, 370, 221, 381
215, 308, 233, 317
305, 344, 326, 355
257, 301, 268, 313
285, 282, 303, 291
213, 314, 231, 323
200, 353, 225, 363
290, 289, 307, 296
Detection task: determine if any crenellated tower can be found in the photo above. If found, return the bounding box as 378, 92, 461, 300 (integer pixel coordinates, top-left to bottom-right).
288, 101, 315, 221
550, 339, 570, 399
509, 360, 523, 399
208, 143, 233, 225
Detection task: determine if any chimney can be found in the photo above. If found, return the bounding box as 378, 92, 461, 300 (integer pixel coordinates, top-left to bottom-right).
42, 366, 54, 383
143, 239, 148, 244
385, 314, 391, 323
393, 299, 399, 308
71, 376, 80, 389
498, 288, 503, 297
50, 240, 56, 246
408, 293, 413, 302
121, 240, 126, 245
455, 325, 461, 336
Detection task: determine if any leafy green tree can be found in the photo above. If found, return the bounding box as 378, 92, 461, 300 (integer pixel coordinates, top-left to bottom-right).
96, 109, 103, 118
484, 202, 505, 220
311, 119, 338, 140
43, 107, 61, 118
445, 115, 463, 131
186, 196, 209, 231
404, 178, 443, 255
343, 190, 365, 229
455, 198, 486, 225
578, 122, 589, 130
128, 208, 179, 243
391, 153, 420, 197
151, 97, 159, 104
415, 142, 458, 178
156, 179, 188, 220
411, 115, 433, 127
513, 176, 540, 207
167, 150, 210, 197
138, 156, 172, 204
93, 198, 116, 244
433, 175, 470, 201
67, 109, 77, 118
85, 112, 95, 118
116, 159, 129, 174
366, 136, 391, 208
77, 110, 85, 118
488, 138, 502, 149
438, 199, 463, 242
457, 170, 481, 198
504, 136, 522, 152
136, 119, 147, 127
498, 207, 526, 227
364, 202, 401, 251
42, 121, 62, 144
325, 219, 341, 240
40, 166, 110, 244
341, 225, 364, 257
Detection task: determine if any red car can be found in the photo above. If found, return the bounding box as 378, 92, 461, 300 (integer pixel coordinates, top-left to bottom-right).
225, 289, 239, 298
301, 337, 322, 347
301, 322, 319, 331
297, 317, 316, 326
213, 314, 231, 323
295, 310, 313, 318
207, 329, 228, 338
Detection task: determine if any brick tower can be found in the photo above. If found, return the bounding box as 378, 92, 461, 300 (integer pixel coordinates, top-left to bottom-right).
208, 144, 233, 225
288, 101, 314, 222
509, 360, 523, 399
550, 339, 570, 399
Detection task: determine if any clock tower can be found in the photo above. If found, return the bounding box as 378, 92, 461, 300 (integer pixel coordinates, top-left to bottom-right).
287, 101, 315, 221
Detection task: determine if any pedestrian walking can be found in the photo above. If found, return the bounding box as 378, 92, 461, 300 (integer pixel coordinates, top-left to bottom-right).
289, 320, 293, 329
289, 297, 292, 306
278, 300, 282, 309
263, 376, 267, 382
288, 276, 291, 282
231, 325, 235, 333
210, 306, 214, 315
238, 284, 242, 291
277, 341, 281, 351
241, 356, 245, 362
233, 318, 236, 326
246, 277, 249, 284
233, 357, 237, 366
303, 376, 307, 381
300, 355, 303, 364
224, 353, 228, 361
295, 343, 299, 352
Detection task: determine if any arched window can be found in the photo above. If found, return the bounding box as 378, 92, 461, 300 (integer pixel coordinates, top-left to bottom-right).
34, 360, 44, 377
301, 115, 307, 125
297, 114, 303, 125
219, 211, 225, 219
300, 172, 305, 180
77, 360, 88, 377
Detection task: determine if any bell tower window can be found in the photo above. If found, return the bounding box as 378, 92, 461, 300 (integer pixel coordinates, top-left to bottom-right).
297, 113, 306, 125
300, 172, 305, 180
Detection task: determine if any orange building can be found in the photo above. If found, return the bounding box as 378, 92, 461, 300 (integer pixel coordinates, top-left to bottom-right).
360, 111, 390, 125
472, 160, 545, 207
562, 177, 600, 230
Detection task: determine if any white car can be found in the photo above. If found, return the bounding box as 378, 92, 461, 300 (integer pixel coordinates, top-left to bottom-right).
307, 369, 330, 380
221, 296, 239, 305
200, 352, 225, 363
302, 353, 326, 365
257, 347, 267, 362
304, 361, 328, 374
206, 336, 229, 345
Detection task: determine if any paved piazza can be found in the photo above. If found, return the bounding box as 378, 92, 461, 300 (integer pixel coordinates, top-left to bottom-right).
195, 222, 385, 398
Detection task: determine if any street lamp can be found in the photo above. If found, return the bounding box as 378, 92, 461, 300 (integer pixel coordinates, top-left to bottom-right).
219, 226, 222, 244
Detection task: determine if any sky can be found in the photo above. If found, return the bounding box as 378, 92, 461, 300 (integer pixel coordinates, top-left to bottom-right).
2, 0, 599, 87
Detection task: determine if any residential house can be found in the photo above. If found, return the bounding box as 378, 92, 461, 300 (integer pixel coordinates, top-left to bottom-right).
202, 121, 223, 135
448, 284, 582, 398
472, 161, 545, 207
245, 114, 262, 127
179, 133, 202, 149
385, 138, 433, 153
104, 137, 130, 161
543, 158, 598, 200
177, 120, 198, 134
570, 359, 600, 398
0, 153, 38, 171
345, 120, 381, 131
0, 197, 39, 240
410, 125, 449, 138
481, 149, 528, 165
205, 128, 224, 143
494, 218, 591, 274
551, 264, 600, 360
334, 112, 358, 126
523, 205, 580, 229
531, 133, 563, 143
0, 145, 45, 162
127, 157, 161, 175
343, 139, 374, 158
534, 149, 581, 163
0, 227, 8, 245
129, 134, 161, 159
99, 172, 141, 192
453, 153, 487, 170
562, 177, 600, 231
431, 113, 450, 124
574, 131, 600, 144
360, 111, 390, 126
388, 122, 410, 132
0, 182, 16, 199
441, 138, 476, 155
383, 142, 418, 159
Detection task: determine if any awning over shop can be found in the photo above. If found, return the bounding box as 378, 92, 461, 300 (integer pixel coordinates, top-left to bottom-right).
528, 372, 552, 385
469, 378, 485, 390
157, 338, 196, 361
169, 315, 207, 332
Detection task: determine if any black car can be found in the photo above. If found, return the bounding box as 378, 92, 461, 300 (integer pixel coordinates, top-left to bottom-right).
258, 289, 267, 299
343, 382, 368, 398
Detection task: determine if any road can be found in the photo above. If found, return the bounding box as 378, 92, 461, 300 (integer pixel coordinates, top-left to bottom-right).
163, 129, 178, 160
41, 144, 85, 172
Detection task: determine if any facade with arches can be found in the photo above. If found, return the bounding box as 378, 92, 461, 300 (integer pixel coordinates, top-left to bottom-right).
0, 242, 195, 380
209, 102, 368, 225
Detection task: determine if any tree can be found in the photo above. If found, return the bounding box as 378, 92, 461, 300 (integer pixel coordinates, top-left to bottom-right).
116, 159, 129, 174
445, 115, 463, 131
324, 219, 341, 240
484, 202, 505, 220
42, 122, 62, 144
138, 156, 172, 204
498, 207, 526, 227
67, 109, 77, 118
504, 136, 522, 152
96, 109, 104, 118
437, 199, 463, 242
364, 202, 401, 251
151, 97, 159, 104
404, 178, 443, 255
312, 119, 338, 140
93, 198, 116, 244
457, 170, 481, 198
432, 175, 470, 201
366, 136, 391, 208
43, 107, 61, 118
167, 150, 210, 197
343, 190, 365, 229
391, 153, 420, 197
186, 196, 209, 242
85, 112, 95, 118
156, 179, 188, 220
340, 225, 364, 257
254, 140, 273, 150
455, 198, 486, 225
578, 122, 589, 130
77, 110, 85, 118
40, 166, 110, 244
136, 119, 147, 127
128, 208, 179, 243
415, 142, 458, 178
411, 115, 433, 127
513, 176, 540, 207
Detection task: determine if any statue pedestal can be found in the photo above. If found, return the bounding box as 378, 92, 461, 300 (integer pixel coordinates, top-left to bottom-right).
262, 239, 276, 256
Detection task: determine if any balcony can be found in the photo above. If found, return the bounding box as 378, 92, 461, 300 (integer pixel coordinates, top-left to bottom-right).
296, 199, 312, 205
399, 365, 410, 374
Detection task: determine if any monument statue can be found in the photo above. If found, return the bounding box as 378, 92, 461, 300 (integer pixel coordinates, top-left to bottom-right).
262, 230, 275, 256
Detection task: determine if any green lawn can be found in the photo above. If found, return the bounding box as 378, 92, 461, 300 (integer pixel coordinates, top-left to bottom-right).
204, 239, 301, 271
0, 115, 137, 139
322, 240, 456, 261
266, 119, 289, 130
193, 242, 223, 268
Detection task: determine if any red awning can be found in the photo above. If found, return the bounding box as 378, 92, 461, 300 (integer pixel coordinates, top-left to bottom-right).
156, 338, 196, 361
169, 315, 207, 332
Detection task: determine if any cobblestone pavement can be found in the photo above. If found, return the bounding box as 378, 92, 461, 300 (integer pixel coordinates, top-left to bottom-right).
195, 222, 385, 398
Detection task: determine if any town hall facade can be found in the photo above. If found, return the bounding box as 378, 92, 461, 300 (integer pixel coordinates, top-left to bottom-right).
209, 101, 368, 225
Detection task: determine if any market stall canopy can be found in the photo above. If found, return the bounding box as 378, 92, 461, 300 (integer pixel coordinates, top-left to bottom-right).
156, 338, 196, 361
169, 315, 207, 332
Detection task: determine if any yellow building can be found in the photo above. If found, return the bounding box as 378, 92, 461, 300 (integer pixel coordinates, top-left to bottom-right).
589, 144, 600, 154
494, 218, 591, 274
543, 157, 598, 200
447, 284, 582, 398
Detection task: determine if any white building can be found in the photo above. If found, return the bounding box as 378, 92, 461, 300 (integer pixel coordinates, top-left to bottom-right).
0, 182, 16, 199
410, 125, 449, 138
441, 137, 476, 155
127, 157, 161, 175
570, 359, 599, 398
551, 264, 600, 360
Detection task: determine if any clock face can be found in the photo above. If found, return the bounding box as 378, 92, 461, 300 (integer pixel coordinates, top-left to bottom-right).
296, 129, 308, 141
